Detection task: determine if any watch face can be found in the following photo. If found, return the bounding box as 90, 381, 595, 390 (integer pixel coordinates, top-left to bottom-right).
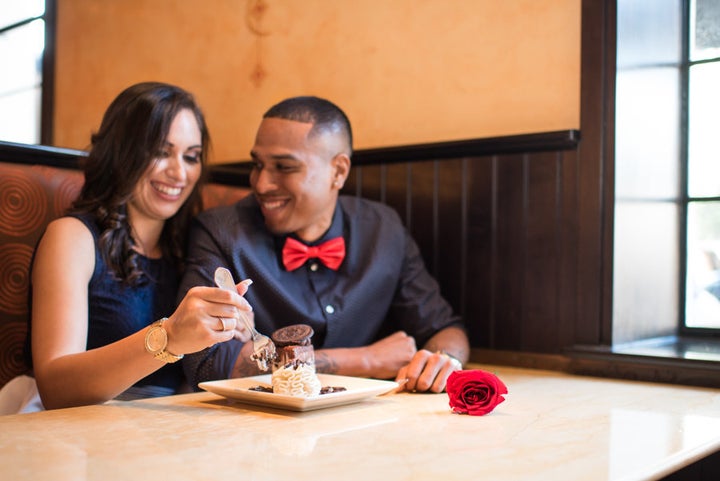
146, 327, 167, 353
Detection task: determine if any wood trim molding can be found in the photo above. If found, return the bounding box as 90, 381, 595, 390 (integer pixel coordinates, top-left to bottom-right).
0, 140, 85, 168
566, 346, 720, 389
210, 129, 581, 185
208, 163, 253, 186
1, 129, 580, 186
351, 130, 580, 166
472, 347, 720, 389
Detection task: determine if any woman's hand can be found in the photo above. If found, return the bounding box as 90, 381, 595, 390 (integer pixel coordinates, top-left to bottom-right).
163, 283, 253, 355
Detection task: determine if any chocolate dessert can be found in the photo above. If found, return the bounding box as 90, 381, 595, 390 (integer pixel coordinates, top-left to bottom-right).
248, 324, 347, 397
271, 324, 315, 370
269, 324, 322, 397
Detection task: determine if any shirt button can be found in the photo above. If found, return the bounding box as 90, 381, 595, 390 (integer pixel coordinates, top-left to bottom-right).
309, 262, 319, 272
325, 305, 335, 314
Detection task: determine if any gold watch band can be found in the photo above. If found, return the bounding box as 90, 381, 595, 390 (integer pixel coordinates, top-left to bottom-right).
154, 349, 184, 363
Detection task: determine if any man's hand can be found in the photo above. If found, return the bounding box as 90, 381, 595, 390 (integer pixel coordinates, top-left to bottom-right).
394, 325, 469, 393
364, 331, 418, 379
395, 349, 462, 393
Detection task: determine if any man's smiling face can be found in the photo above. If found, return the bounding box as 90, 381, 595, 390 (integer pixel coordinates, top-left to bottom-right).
249, 117, 346, 243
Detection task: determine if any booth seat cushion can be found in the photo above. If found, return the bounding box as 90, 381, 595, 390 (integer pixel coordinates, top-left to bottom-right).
0, 163, 83, 388
201, 181, 252, 210
0, 161, 250, 388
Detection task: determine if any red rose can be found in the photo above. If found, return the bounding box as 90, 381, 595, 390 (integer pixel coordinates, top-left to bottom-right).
446, 369, 508, 416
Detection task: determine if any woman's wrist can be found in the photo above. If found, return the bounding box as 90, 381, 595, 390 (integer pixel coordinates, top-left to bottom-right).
162, 315, 181, 355
144, 318, 183, 363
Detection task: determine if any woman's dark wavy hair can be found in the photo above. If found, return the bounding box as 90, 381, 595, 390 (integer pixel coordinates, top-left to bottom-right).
69, 82, 210, 285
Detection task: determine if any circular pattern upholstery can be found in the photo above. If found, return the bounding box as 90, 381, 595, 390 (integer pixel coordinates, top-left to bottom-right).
53, 174, 83, 217
0, 321, 28, 387
0, 243, 34, 316
0, 164, 84, 387
0, 169, 47, 237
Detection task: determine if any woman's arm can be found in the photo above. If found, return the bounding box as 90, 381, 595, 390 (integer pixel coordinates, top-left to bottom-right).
31, 218, 250, 409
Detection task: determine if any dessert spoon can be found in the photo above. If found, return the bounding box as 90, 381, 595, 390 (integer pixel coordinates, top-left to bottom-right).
213, 267, 276, 371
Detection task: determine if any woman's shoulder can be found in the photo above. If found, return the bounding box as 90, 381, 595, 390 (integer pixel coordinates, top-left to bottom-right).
34, 216, 96, 280
62, 213, 101, 235
45, 215, 95, 239
40, 216, 95, 255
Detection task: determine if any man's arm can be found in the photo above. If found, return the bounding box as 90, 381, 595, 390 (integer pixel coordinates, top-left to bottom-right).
313, 330, 418, 379
180, 214, 247, 387
421, 325, 470, 364
230, 341, 265, 378
304, 325, 469, 390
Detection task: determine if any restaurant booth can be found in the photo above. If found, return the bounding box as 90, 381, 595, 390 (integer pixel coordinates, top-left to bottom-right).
1, 1, 720, 480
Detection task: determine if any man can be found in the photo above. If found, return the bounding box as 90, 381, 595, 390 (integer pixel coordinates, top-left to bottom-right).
181, 96, 469, 392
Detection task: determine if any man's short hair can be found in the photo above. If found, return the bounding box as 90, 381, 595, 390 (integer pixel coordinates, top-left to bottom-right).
264, 96, 353, 155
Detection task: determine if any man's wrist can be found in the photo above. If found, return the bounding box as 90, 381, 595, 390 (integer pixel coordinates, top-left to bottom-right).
436, 350, 463, 369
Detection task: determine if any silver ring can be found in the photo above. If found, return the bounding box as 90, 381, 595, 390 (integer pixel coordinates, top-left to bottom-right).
218, 317, 228, 332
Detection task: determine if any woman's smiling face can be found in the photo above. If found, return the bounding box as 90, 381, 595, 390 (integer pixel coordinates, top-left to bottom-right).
129, 108, 203, 223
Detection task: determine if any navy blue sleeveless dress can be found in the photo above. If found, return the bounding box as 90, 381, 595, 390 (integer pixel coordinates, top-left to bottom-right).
74, 214, 184, 396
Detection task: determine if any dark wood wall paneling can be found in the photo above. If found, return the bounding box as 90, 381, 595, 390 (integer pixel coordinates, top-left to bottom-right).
578, 0, 617, 348
344, 131, 581, 354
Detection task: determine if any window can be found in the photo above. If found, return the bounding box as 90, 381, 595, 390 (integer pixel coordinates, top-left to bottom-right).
614, 0, 720, 341
0, 0, 46, 144
684, 0, 720, 330
613, 0, 683, 345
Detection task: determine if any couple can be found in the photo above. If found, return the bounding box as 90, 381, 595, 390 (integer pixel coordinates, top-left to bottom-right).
25, 82, 469, 410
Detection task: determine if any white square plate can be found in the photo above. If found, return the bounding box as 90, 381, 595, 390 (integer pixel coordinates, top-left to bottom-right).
198, 374, 398, 412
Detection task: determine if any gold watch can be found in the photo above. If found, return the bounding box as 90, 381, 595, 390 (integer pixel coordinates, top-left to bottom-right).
145, 318, 183, 363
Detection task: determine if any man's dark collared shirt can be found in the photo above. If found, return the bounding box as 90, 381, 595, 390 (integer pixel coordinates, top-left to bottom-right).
180, 195, 463, 386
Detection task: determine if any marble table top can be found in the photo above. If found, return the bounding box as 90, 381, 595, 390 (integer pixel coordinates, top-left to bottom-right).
1, 365, 719, 481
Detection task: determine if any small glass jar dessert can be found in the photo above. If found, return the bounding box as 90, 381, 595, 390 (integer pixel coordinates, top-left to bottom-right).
270, 324, 322, 397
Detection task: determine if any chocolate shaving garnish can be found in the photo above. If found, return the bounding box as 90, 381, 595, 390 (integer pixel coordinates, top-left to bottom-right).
248, 385, 273, 393
248, 385, 346, 395
319, 386, 347, 394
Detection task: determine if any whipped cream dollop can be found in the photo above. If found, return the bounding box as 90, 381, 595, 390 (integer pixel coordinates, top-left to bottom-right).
271, 363, 322, 397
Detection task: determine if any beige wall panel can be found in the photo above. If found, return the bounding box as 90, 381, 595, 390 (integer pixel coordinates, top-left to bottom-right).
54, 0, 580, 163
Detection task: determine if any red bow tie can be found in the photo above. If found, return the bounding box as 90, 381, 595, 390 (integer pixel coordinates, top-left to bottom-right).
282, 237, 346, 271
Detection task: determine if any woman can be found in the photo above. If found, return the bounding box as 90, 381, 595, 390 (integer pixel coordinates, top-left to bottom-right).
29, 82, 251, 409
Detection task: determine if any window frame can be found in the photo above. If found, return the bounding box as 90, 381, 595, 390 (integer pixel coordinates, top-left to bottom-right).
40, 0, 55, 145
0, 0, 55, 145
681, 0, 720, 336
